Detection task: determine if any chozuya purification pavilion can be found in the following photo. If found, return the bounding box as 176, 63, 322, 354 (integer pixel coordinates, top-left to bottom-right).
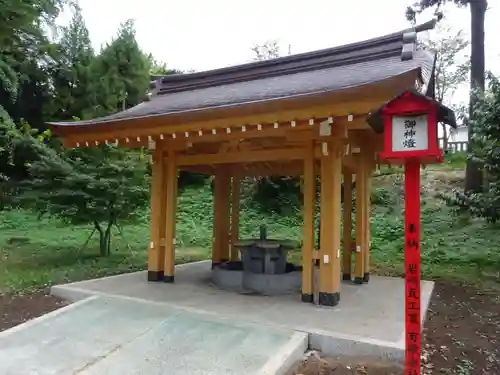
48, 19, 455, 307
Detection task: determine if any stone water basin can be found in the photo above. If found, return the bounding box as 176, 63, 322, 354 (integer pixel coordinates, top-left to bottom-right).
212, 238, 302, 295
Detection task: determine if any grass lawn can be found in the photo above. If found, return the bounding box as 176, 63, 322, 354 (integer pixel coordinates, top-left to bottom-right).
0, 187, 304, 293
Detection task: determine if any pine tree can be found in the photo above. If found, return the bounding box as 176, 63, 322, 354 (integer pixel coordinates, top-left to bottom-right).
22, 144, 150, 256
50, 7, 97, 120
49, 5, 98, 121
93, 19, 152, 113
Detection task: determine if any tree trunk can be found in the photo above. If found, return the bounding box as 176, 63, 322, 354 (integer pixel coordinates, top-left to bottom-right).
106, 223, 112, 255
441, 123, 448, 151
465, 0, 487, 193
95, 221, 112, 257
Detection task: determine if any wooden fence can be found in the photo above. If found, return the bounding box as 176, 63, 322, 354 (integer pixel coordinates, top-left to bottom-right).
439, 139, 468, 153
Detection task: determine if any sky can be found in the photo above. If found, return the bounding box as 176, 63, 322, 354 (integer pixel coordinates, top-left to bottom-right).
59, 0, 500, 108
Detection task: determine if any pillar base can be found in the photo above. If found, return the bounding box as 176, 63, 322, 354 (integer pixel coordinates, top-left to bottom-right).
147, 270, 164, 282
301, 293, 314, 303
353, 276, 364, 285
164, 275, 175, 283
342, 273, 352, 281
318, 292, 340, 307
363, 272, 370, 283
211, 259, 230, 269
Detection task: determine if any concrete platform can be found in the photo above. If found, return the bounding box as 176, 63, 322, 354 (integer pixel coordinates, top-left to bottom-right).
0, 294, 307, 375
51, 261, 434, 362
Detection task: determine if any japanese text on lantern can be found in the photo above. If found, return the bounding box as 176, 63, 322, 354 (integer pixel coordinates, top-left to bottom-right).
405, 220, 421, 375
391, 115, 428, 152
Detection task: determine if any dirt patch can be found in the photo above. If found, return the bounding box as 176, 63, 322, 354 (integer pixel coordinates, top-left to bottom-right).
423, 282, 500, 375
288, 282, 500, 375
0, 290, 68, 332
290, 354, 403, 374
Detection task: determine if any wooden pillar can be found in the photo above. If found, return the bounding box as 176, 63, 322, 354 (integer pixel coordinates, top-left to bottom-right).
163, 151, 178, 282
363, 166, 373, 283
230, 175, 241, 261
212, 169, 231, 265
301, 141, 315, 303
147, 150, 167, 281
342, 170, 353, 281
354, 154, 368, 285
318, 141, 342, 306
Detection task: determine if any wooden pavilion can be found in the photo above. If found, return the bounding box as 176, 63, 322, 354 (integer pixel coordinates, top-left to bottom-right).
49, 19, 445, 307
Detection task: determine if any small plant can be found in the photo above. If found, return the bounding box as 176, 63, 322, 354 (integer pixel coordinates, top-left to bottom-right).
21, 143, 149, 257
371, 186, 393, 206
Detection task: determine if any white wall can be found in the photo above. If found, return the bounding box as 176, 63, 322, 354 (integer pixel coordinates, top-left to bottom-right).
450, 127, 468, 143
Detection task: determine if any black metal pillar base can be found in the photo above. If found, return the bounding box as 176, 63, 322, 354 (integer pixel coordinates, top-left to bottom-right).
363, 272, 370, 283
147, 270, 164, 282
164, 275, 175, 283
211, 259, 229, 269
353, 276, 364, 285
342, 273, 352, 281
301, 293, 314, 303
318, 292, 340, 307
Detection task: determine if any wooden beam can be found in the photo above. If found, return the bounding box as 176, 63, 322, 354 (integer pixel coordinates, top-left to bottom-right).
177, 147, 307, 166
230, 175, 241, 261
147, 150, 167, 281
301, 141, 316, 303
63, 115, 377, 151
163, 151, 178, 282
342, 171, 353, 281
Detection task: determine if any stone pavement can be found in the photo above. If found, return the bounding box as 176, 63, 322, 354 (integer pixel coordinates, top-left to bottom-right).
0, 295, 306, 375
51, 261, 434, 361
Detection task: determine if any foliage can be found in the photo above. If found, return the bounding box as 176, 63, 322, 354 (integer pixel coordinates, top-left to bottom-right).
422, 22, 470, 148
406, 0, 469, 22
442, 151, 467, 168
425, 24, 470, 104
47, 5, 97, 121
147, 55, 183, 76
21, 143, 150, 256
0, 0, 69, 120
453, 74, 500, 222
251, 40, 281, 61
0, 111, 52, 209
406, 0, 488, 194
92, 19, 152, 113
251, 176, 302, 215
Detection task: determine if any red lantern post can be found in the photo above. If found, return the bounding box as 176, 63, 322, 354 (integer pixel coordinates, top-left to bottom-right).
370, 90, 455, 375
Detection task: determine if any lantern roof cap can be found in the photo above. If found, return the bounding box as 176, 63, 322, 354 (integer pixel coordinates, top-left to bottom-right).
366, 89, 457, 134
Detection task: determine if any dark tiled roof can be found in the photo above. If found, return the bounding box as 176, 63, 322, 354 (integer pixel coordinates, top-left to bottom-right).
49, 20, 438, 127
